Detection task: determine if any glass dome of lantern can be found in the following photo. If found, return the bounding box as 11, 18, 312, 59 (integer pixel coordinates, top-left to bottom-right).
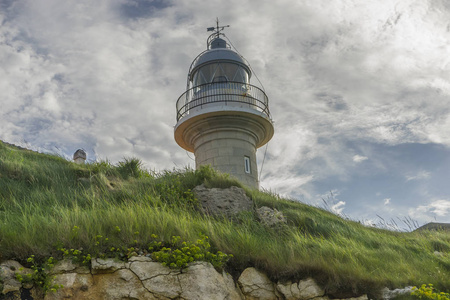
176, 20, 270, 122
189, 36, 251, 88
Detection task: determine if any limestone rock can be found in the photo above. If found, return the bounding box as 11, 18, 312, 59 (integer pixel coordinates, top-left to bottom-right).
50, 259, 90, 275
193, 184, 253, 218
49, 259, 76, 274
91, 269, 155, 300
128, 255, 153, 262
46, 269, 157, 300
277, 281, 301, 300
381, 286, 413, 299
179, 262, 242, 300
1, 257, 375, 300
0, 260, 32, 294
129, 261, 174, 280
129, 260, 181, 298
238, 267, 277, 300
142, 272, 181, 299
256, 206, 287, 228
298, 278, 325, 299
277, 278, 324, 300
91, 257, 129, 274
44, 273, 93, 300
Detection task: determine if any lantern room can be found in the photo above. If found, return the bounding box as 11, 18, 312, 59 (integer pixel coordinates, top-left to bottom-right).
189, 37, 251, 88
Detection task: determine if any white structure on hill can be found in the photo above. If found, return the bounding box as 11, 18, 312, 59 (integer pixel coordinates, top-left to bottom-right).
73, 149, 86, 164
174, 21, 274, 188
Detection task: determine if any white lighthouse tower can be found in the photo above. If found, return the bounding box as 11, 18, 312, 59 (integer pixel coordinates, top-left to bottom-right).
174, 21, 274, 189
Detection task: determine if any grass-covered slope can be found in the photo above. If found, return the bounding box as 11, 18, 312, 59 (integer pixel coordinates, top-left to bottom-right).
0, 140, 449, 297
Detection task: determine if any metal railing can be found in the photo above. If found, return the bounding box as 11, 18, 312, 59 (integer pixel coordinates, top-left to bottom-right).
176, 81, 270, 121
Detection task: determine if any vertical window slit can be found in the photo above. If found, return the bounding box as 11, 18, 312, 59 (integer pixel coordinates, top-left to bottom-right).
244, 156, 251, 174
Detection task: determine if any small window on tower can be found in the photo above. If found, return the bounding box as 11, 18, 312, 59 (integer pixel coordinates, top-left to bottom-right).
244, 156, 251, 174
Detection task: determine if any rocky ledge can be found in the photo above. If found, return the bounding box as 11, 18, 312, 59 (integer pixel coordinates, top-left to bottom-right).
0, 257, 408, 300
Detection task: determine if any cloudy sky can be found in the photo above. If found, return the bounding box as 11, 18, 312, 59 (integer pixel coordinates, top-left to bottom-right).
1, 0, 449, 228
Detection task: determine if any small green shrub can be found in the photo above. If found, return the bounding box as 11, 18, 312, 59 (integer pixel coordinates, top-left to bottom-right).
57, 247, 92, 265
15, 255, 62, 294
411, 284, 450, 300
55, 226, 232, 271
151, 235, 232, 270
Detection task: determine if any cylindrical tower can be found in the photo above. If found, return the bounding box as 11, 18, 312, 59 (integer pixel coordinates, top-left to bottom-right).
174, 22, 274, 189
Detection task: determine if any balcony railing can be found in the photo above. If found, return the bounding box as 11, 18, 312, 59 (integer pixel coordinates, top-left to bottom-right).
176, 81, 270, 121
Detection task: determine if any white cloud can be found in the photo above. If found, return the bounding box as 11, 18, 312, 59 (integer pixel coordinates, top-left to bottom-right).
314, 190, 346, 215
331, 201, 346, 215
406, 170, 431, 182
353, 155, 368, 163
260, 173, 315, 200
409, 199, 450, 221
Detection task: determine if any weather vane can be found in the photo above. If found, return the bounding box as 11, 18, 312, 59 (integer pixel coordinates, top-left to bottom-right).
207, 18, 230, 38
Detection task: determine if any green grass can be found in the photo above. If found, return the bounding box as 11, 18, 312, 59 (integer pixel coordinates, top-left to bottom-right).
0, 140, 449, 298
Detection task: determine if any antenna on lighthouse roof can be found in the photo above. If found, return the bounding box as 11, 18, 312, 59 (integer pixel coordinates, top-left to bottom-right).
206, 18, 229, 47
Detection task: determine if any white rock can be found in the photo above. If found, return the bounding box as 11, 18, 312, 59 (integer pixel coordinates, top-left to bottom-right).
128, 255, 153, 262
92, 269, 155, 300
381, 286, 413, 299
44, 273, 93, 300
0, 260, 32, 293
50, 259, 77, 274
49, 259, 89, 275
277, 281, 302, 300
179, 262, 242, 300
298, 278, 325, 299
142, 273, 181, 299
256, 206, 287, 227
129, 261, 173, 280
46, 269, 155, 300
238, 267, 277, 300
193, 184, 253, 218
91, 258, 129, 274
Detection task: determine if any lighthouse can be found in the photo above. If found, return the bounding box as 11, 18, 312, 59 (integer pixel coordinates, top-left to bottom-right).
174, 21, 274, 189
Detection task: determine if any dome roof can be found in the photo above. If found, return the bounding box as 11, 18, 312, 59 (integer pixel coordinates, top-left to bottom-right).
190, 37, 251, 80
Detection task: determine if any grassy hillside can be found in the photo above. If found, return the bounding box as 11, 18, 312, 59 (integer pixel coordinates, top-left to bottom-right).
0, 140, 449, 298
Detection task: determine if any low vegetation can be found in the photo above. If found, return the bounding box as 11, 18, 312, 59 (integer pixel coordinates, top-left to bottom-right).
0, 140, 449, 298
412, 284, 450, 300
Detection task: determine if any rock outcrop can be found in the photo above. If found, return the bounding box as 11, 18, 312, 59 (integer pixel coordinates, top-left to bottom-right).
1, 258, 241, 300
193, 184, 253, 218
256, 206, 287, 228
238, 267, 278, 299
0, 258, 376, 300
276, 278, 325, 300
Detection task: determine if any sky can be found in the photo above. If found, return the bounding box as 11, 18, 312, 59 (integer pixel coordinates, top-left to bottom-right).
1, 0, 449, 229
